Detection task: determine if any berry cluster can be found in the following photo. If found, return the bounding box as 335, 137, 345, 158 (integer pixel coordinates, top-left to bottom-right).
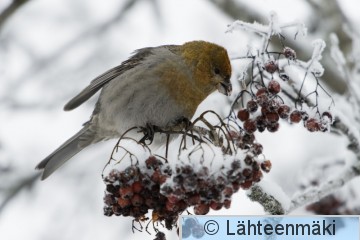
237, 83, 288, 133
290, 110, 333, 132
235, 45, 334, 134
103, 150, 271, 230
237, 83, 333, 133
182, 218, 204, 239
103, 156, 176, 230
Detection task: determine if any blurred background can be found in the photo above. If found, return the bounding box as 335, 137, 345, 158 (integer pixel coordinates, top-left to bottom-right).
1, 0, 360, 239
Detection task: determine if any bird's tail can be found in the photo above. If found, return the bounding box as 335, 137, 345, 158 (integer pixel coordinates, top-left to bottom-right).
36, 126, 94, 180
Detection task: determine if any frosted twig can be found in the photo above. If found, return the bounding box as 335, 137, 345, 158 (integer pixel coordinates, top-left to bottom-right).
247, 185, 285, 215
227, 11, 307, 53
287, 162, 360, 213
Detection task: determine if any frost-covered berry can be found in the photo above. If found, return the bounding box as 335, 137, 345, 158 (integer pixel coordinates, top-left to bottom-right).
119, 186, 134, 199
237, 109, 250, 121
210, 201, 223, 211
132, 181, 143, 193
252, 143, 263, 155
255, 115, 267, 132
306, 118, 321, 132
240, 180, 253, 189
268, 80, 281, 94
265, 112, 280, 123
261, 160, 272, 173
290, 110, 302, 123
265, 60, 278, 73
278, 104, 290, 119
267, 122, 280, 132
131, 194, 144, 207
283, 47, 296, 60
247, 100, 258, 113
118, 197, 131, 208
194, 203, 210, 215
243, 119, 257, 133
256, 94, 269, 107
256, 87, 267, 97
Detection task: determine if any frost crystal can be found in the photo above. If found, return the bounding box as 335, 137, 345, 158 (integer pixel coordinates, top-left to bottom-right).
330, 33, 346, 76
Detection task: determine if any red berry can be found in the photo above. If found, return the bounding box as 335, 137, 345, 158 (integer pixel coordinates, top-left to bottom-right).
232, 182, 240, 191
265, 60, 278, 73
118, 198, 131, 208
167, 194, 180, 204
194, 203, 210, 215
252, 143, 263, 155
145, 199, 156, 208
244, 155, 253, 165
145, 156, 162, 169
261, 160, 272, 173
268, 80, 281, 94
240, 180, 253, 189
306, 118, 321, 132
265, 112, 279, 123
131, 194, 144, 207
278, 105, 290, 119
283, 47, 296, 60
165, 200, 178, 212
252, 170, 263, 182
132, 181, 143, 193
119, 186, 133, 199
242, 133, 255, 144
223, 187, 233, 198
246, 100, 258, 113
256, 94, 269, 107
242, 168, 252, 178
237, 109, 250, 121
210, 201, 223, 211
290, 110, 302, 123
151, 169, 168, 184
187, 194, 201, 205
255, 115, 267, 132
224, 199, 232, 209
243, 119, 257, 133
267, 122, 280, 132
256, 87, 267, 97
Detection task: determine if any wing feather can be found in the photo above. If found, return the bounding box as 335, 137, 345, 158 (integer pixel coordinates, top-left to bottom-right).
63, 47, 154, 111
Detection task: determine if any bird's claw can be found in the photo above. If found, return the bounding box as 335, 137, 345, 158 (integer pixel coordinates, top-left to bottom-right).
139, 123, 157, 144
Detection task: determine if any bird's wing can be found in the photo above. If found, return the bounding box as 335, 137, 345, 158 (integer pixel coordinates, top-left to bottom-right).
63, 47, 154, 111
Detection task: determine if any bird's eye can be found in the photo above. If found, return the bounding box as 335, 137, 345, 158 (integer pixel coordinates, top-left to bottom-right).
214, 68, 220, 75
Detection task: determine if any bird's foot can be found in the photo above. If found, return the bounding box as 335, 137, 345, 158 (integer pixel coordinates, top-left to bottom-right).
139, 123, 158, 144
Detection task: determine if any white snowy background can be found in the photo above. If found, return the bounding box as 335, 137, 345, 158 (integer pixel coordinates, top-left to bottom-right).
1, 0, 360, 239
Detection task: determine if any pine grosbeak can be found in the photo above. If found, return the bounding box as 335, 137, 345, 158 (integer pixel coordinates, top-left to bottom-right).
36, 40, 232, 180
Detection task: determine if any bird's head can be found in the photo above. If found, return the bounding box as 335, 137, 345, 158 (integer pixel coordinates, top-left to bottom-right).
180, 41, 232, 97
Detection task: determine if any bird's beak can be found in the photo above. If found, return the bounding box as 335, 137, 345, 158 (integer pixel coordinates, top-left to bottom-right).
217, 79, 232, 96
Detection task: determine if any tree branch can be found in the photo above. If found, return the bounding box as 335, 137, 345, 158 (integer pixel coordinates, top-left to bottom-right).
209, 0, 351, 94
0, 0, 31, 31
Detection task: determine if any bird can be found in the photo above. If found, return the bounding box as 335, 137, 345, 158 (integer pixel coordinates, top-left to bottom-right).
36, 40, 232, 180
